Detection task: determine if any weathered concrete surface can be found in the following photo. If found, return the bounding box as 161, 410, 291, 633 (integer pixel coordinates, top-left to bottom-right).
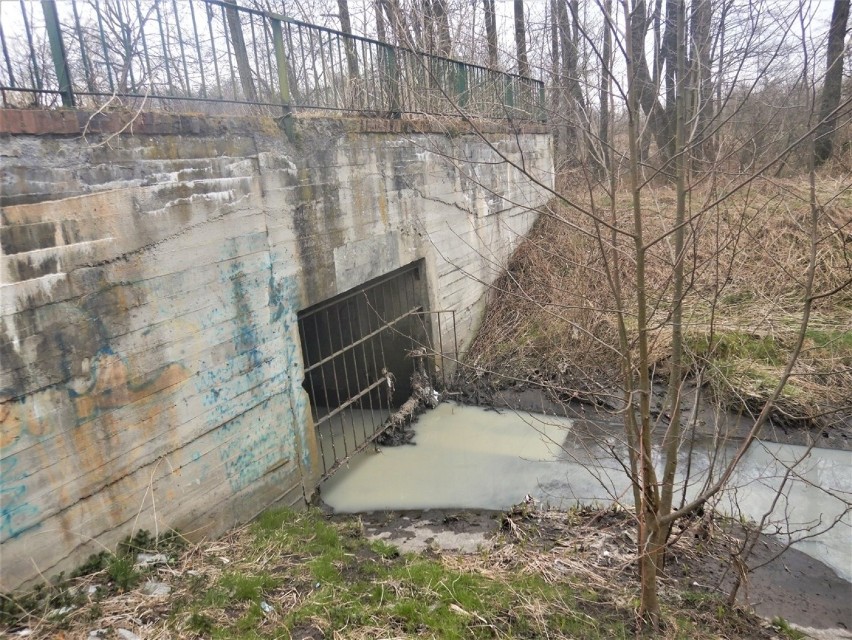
0, 111, 553, 589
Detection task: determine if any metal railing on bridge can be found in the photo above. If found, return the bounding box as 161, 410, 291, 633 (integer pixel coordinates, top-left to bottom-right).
0, 0, 545, 122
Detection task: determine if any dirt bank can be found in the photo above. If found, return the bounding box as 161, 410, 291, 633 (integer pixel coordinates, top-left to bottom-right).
451, 379, 852, 451
343, 507, 851, 635
461, 197, 852, 453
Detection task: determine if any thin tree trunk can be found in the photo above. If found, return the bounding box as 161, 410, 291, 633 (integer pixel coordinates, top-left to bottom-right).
483, 0, 498, 68
374, 0, 387, 41
382, 0, 413, 47
336, 0, 360, 77
599, 0, 612, 172
690, 0, 713, 165
623, 0, 663, 624
656, 0, 689, 578
433, 0, 451, 56
224, 0, 257, 102
514, 0, 529, 76
815, 0, 850, 165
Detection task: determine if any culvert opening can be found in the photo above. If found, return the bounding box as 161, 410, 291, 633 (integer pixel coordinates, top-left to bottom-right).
297, 261, 457, 480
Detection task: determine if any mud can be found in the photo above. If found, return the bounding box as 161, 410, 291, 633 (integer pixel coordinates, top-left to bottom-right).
327, 507, 851, 634
453, 380, 852, 451
320, 396, 852, 634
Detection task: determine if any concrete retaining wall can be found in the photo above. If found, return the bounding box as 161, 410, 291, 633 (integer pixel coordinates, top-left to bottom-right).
0, 111, 552, 589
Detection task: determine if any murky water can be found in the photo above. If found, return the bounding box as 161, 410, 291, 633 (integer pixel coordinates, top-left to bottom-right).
322, 403, 852, 581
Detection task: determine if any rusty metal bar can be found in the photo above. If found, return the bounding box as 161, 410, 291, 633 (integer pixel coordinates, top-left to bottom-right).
298, 264, 460, 482
332, 306, 354, 459
314, 375, 388, 427
312, 313, 338, 469
344, 303, 371, 444
303, 306, 419, 373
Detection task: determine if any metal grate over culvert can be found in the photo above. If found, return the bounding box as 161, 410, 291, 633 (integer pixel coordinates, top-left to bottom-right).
297, 263, 457, 481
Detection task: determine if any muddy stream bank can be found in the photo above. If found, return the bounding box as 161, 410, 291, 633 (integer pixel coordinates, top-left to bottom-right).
320, 400, 852, 633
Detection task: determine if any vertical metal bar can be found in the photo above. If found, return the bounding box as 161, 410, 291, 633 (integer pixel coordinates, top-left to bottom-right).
206, 4, 223, 97
353, 298, 379, 438
347, 304, 371, 444
361, 293, 386, 429
366, 41, 377, 108
317, 32, 330, 108
334, 34, 344, 108
308, 374, 328, 473
171, 0, 192, 94
337, 312, 364, 453
223, 0, 257, 101
313, 314, 339, 469
248, 13, 262, 102
249, 15, 261, 97
0, 16, 17, 88
356, 38, 366, 109
71, 0, 95, 95
220, 5, 237, 99
369, 336, 387, 425
262, 18, 273, 101
456, 61, 469, 109
133, 0, 153, 87
386, 45, 400, 117
370, 287, 391, 408
376, 282, 397, 406
452, 310, 459, 374
188, 1, 207, 97
505, 75, 514, 115
41, 0, 75, 106
300, 27, 312, 99
303, 348, 327, 476
94, 0, 114, 93
436, 310, 444, 387
20, 0, 43, 93
438, 314, 447, 389
334, 305, 359, 452
325, 309, 350, 460
270, 17, 294, 138
306, 27, 322, 106
153, 0, 173, 92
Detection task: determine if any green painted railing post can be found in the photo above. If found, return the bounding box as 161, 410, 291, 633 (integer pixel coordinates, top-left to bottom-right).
538, 82, 546, 122
504, 76, 514, 118
271, 17, 295, 141
41, 0, 75, 107
455, 61, 468, 109
385, 45, 401, 118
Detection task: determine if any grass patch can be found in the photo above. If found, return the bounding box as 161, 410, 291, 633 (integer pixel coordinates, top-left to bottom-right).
771, 616, 807, 639
0, 508, 785, 639
0, 527, 186, 629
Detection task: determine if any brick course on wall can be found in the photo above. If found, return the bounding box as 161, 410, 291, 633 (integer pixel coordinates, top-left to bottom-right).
0, 111, 553, 589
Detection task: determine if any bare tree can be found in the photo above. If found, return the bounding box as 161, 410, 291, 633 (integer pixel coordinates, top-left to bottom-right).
514, 0, 529, 76
483, 0, 499, 68
814, 0, 850, 165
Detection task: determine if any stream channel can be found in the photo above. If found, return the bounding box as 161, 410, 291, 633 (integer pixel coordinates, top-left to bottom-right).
322, 402, 852, 583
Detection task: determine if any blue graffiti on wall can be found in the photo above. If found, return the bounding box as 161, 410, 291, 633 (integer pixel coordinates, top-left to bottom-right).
0, 456, 41, 540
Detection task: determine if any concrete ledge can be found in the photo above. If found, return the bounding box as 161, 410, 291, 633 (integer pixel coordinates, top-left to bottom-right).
0, 108, 548, 137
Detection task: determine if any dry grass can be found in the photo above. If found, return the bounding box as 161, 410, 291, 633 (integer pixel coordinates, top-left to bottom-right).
464, 177, 852, 430
0, 507, 786, 639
